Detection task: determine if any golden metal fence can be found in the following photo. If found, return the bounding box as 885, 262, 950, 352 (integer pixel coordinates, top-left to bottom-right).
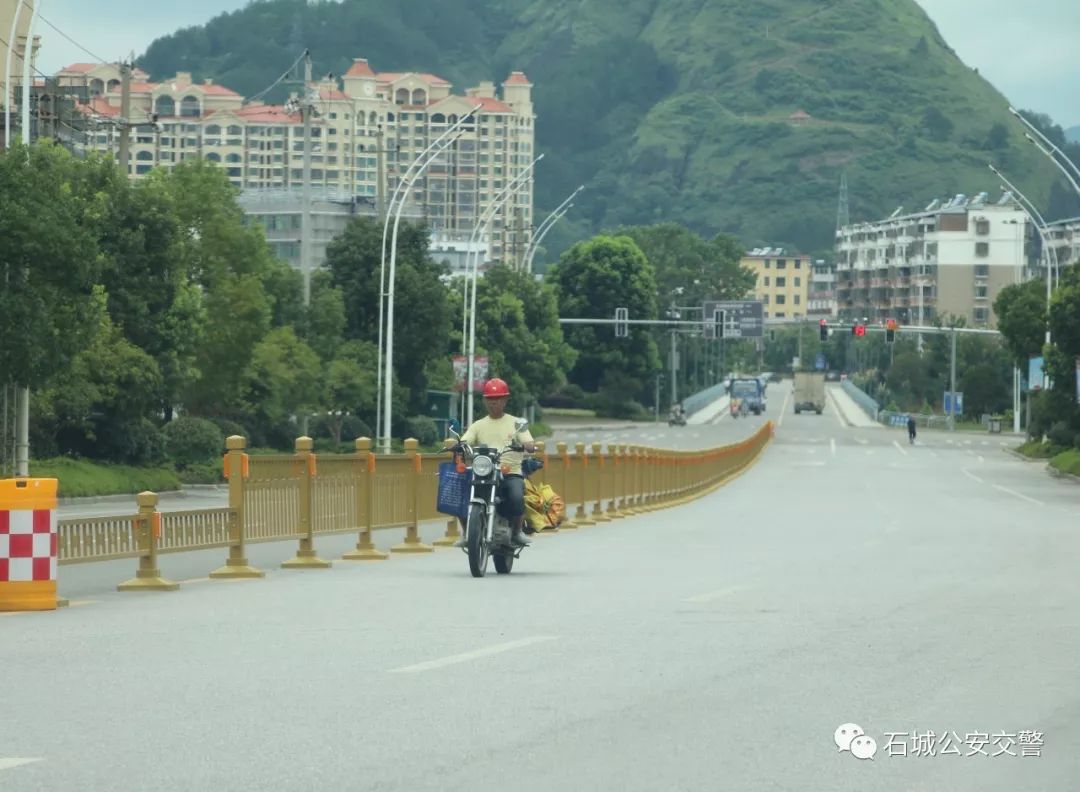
50, 423, 774, 587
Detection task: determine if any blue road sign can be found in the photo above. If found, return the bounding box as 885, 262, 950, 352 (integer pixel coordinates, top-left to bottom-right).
815, 353, 826, 370
943, 391, 964, 416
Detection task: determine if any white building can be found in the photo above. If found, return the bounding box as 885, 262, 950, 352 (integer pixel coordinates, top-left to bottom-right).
835, 192, 1031, 328
1044, 215, 1080, 272
807, 259, 837, 318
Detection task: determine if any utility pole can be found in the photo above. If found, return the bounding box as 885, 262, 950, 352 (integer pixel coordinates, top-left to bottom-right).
670, 331, 678, 406
375, 124, 386, 218
117, 60, 132, 177
949, 328, 957, 432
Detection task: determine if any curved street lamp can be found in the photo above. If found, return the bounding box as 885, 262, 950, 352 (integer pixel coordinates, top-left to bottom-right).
990, 164, 1059, 345
523, 184, 584, 272
1009, 107, 1080, 188
461, 153, 544, 425
376, 107, 480, 451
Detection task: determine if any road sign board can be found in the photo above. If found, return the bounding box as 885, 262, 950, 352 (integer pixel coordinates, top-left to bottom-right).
701, 300, 764, 339
815, 353, 827, 370
943, 391, 964, 416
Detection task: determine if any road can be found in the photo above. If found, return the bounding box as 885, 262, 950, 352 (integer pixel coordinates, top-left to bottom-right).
4, 380, 1078, 791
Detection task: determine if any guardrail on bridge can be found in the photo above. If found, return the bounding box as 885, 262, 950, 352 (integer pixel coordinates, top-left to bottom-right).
54, 425, 774, 591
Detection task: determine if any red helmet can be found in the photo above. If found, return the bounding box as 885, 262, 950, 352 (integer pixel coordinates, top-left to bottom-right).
482, 378, 510, 398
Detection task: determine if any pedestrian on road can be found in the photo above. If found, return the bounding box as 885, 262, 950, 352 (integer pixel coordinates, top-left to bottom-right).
907, 414, 917, 445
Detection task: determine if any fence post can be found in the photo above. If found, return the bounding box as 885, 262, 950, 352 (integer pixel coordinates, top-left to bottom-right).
605, 444, 624, 519
573, 442, 596, 526
590, 443, 612, 522
210, 435, 264, 579
433, 438, 463, 548
392, 438, 434, 554
556, 442, 577, 530
118, 492, 179, 591
343, 437, 388, 560
282, 436, 331, 569
623, 444, 640, 515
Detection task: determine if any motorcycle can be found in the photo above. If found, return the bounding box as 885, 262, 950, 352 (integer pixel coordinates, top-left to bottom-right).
447, 418, 538, 578
668, 411, 687, 427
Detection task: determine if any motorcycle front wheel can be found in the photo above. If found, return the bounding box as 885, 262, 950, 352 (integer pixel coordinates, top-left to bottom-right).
493, 551, 514, 574
467, 503, 489, 578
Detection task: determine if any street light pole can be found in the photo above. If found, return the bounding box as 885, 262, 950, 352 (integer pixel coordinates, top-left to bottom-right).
523, 184, 583, 272
382, 126, 471, 454
11, 0, 40, 477
990, 165, 1059, 343
464, 153, 544, 425
377, 108, 479, 452
1009, 107, 1080, 192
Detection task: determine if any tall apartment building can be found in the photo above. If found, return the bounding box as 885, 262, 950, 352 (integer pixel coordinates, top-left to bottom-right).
740, 248, 812, 320
1044, 216, 1080, 271
807, 259, 838, 318
835, 192, 1030, 328
62, 58, 537, 269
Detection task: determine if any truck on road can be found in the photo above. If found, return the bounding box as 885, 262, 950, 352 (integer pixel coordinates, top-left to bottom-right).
730, 377, 765, 416
793, 371, 826, 415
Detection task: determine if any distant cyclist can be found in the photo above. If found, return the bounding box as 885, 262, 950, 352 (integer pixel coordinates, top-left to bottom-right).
907, 415, 917, 445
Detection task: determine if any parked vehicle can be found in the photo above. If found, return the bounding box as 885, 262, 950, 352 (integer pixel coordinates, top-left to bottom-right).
793, 371, 826, 415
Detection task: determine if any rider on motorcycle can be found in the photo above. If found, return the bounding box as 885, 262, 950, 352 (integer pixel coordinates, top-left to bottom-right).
451, 377, 537, 549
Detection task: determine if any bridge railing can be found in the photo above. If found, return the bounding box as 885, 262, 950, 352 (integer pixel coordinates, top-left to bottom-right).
55, 424, 774, 590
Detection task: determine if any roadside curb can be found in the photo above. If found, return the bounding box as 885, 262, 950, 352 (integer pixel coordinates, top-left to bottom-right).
59, 484, 227, 506
1047, 467, 1080, 485
1002, 447, 1042, 463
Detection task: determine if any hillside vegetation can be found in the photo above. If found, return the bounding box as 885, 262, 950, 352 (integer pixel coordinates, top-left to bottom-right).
140, 0, 1076, 260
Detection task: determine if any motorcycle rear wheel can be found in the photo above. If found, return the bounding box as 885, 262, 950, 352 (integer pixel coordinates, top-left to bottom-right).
467, 503, 489, 578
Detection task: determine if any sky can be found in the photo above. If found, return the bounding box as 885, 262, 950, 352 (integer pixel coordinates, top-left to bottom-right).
27, 0, 1080, 128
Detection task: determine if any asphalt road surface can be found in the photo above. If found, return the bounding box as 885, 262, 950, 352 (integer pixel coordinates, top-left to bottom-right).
4, 380, 1078, 791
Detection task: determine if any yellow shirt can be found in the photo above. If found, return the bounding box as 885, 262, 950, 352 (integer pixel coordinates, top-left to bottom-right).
460, 414, 534, 475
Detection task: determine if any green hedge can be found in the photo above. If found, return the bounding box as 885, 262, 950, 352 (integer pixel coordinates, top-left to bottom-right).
1050, 450, 1080, 477
29, 458, 182, 498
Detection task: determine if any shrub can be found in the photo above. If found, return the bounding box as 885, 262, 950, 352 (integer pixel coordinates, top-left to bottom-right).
540, 383, 588, 409
29, 457, 181, 497
1048, 421, 1073, 449
404, 416, 440, 446
210, 417, 249, 442
163, 416, 225, 468
177, 458, 225, 484
95, 417, 167, 466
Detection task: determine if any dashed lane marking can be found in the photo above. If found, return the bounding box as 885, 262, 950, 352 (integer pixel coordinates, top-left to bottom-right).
893, 440, 908, 456
855, 436, 870, 445
777, 390, 791, 428
992, 484, 1043, 506
830, 438, 837, 457
683, 585, 748, 604
962, 469, 985, 484
0, 758, 43, 772
388, 636, 558, 674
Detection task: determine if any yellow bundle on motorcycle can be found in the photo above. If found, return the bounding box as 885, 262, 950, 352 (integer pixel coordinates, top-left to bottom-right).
524, 479, 566, 531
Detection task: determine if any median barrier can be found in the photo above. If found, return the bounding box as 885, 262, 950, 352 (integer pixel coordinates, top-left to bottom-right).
49, 424, 775, 593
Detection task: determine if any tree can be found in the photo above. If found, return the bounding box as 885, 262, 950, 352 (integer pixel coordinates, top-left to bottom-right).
548, 235, 660, 400
993, 280, 1046, 365
0, 142, 105, 389
470, 265, 577, 411
325, 217, 453, 411
960, 363, 1008, 417
300, 270, 347, 362
241, 327, 322, 444
984, 122, 1009, 151
321, 340, 379, 443
921, 106, 953, 142
613, 223, 755, 305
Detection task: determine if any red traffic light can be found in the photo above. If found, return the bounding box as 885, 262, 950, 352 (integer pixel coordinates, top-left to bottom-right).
852, 323, 866, 337
886, 319, 897, 330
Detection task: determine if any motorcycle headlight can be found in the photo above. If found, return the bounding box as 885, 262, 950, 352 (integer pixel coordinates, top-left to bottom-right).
472, 455, 494, 477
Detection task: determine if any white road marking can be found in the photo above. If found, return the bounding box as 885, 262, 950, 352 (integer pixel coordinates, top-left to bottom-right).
865, 449, 876, 456
389, 636, 558, 674
0, 758, 43, 772
893, 440, 908, 456
855, 436, 869, 445
777, 390, 791, 428
181, 577, 211, 584
978, 456, 985, 464
684, 585, 748, 604
930, 451, 939, 458
962, 469, 985, 484
830, 438, 837, 457
992, 485, 1043, 506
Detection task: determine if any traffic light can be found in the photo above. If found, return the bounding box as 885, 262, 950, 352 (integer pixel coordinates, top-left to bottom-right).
714, 309, 726, 339
852, 322, 866, 337
614, 307, 629, 338
886, 318, 897, 344
819, 319, 828, 342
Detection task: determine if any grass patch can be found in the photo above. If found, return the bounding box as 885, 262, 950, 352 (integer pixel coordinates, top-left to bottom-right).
1016, 440, 1067, 459
1049, 449, 1080, 477
29, 457, 182, 498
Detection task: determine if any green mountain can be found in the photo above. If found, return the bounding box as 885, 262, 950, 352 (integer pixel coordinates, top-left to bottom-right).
139, 0, 1070, 261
